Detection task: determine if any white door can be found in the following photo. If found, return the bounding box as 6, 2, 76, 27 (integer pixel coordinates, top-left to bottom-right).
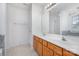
7, 4, 31, 48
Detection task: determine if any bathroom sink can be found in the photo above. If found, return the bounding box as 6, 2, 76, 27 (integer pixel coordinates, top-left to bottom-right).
46, 35, 64, 40
40, 34, 67, 42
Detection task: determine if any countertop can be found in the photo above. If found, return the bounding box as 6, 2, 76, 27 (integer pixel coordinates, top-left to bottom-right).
33, 33, 79, 55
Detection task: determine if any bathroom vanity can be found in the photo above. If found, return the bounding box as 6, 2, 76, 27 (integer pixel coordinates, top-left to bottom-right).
33, 34, 79, 56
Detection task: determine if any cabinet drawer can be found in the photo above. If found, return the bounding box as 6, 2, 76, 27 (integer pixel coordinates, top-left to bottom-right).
38, 37, 43, 43
35, 36, 43, 43
43, 40, 48, 47
48, 42, 54, 50
63, 49, 75, 56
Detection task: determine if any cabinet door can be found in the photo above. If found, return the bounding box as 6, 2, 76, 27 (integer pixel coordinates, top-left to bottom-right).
54, 45, 63, 56
37, 42, 43, 56
43, 40, 48, 47
63, 49, 76, 56
35, 36, 43, 43
48, 42, 54, 50
54, 52, 60, 56
43, 46, 53, 56
48, 42, 62, 56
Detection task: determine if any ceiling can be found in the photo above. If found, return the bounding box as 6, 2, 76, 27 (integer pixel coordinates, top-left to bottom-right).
50, 3, 79, 14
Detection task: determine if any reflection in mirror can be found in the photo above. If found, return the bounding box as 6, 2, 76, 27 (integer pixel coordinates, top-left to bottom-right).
42, 3, 79, 36
41, 6, 49, 35
49, 11, 60, 34
60, 9, 79, 36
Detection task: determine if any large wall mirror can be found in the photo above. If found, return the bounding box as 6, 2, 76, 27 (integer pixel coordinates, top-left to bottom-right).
61, 10, 79, 36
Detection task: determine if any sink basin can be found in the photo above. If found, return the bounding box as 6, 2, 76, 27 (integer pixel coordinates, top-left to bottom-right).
44, 35, 62, 41
41, 34, 67, 42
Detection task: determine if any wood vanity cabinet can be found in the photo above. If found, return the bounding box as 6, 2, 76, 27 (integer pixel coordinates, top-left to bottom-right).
33, 35, 78, 56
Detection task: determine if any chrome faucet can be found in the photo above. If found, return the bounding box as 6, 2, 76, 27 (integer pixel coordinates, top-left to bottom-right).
62, 36, 66, 41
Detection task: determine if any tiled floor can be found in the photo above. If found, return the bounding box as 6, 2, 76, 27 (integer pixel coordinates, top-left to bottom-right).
6, 45, 37, 56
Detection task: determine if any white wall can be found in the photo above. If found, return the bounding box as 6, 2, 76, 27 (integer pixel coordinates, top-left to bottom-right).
28, 4, 32, 47
6, 4, 32, 49
0, 3, 7, 55
0, 4, 6, 35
